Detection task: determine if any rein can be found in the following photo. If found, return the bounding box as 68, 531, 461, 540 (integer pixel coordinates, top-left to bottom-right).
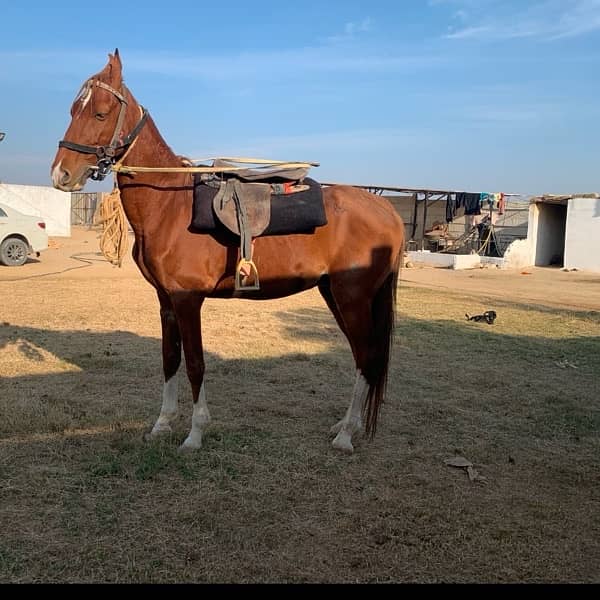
58, 79, 148, 181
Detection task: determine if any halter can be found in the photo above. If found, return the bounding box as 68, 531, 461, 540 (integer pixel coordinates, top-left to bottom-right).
58, 79, 148, 181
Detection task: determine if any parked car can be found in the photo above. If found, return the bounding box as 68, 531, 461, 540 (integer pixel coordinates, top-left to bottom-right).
0, 202, 48, 266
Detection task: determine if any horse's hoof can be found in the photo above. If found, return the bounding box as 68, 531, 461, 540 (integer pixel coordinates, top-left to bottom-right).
332, 433, 354, 454
145, 425, 172, 441
178, 441, 201, 454
143, 430, 162, 442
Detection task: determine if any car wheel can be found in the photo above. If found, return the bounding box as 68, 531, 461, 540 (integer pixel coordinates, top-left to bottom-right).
0, 237, 29, 266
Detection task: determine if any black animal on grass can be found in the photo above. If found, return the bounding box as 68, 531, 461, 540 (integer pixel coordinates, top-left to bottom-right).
465, 310, 497, 325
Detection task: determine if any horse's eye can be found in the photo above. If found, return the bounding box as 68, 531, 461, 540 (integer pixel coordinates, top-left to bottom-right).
95, 113, 107, 121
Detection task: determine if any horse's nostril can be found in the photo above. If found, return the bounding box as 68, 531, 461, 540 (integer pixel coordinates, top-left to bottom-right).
60, 169, 71, 185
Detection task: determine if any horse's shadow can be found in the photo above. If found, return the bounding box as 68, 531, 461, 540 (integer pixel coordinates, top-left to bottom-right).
2, 303, 599, 445
0, 317, 354, 441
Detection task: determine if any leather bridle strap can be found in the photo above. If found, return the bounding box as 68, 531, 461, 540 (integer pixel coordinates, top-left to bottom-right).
58, 79, 148, 180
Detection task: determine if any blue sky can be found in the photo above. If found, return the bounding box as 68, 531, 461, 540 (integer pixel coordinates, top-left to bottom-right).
0, 0, 599, 195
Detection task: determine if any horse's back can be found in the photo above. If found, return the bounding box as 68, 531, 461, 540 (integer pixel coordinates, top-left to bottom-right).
321, 184, 405, 248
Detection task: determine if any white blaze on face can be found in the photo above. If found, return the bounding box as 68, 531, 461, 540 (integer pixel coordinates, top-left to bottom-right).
74, 82, 93, 113
80, 87, 92, 110
51, 160, 64, 188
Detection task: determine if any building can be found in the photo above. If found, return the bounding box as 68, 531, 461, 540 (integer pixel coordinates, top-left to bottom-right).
524, 194, 600, 272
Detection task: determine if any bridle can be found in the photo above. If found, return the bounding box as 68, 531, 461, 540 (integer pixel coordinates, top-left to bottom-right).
58, 79, 148, 181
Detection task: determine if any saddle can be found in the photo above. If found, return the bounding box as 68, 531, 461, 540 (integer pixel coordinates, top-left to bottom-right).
203, 159, 316, 291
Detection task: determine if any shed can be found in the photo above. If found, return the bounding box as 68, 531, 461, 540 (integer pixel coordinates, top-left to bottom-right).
524, 194, 600, 272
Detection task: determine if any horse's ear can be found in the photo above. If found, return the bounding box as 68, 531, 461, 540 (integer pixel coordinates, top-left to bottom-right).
107, 49, 123, 82
113, 49, 122, 71
108, 49, 121, 65
110, 49, 121, 65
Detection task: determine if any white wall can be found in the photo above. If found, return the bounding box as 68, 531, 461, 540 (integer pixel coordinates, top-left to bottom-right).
406, 250, 481, 269
503, 238, 534, 270
564, 198, 600, 272
533, 203, 566, 266
0, 183, 71, 236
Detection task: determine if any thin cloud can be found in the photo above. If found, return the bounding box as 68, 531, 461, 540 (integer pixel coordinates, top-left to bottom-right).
437, 0, 600, 41
445, 26, 491, 39
0, 46, 446, 89
125, 46, 444, 81
191, 127, 433, 160
324, 18, 373, 44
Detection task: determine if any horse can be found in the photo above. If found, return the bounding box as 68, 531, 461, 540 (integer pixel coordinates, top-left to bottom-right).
51, 50, 405, 454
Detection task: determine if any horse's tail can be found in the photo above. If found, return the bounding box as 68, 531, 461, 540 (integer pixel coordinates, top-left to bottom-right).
363, 249, 401, 439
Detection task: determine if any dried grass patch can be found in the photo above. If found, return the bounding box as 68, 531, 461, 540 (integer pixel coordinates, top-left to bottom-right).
1, 247, 599, 582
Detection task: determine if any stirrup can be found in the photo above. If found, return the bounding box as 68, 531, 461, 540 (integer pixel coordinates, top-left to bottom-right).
235, 258, 260, 291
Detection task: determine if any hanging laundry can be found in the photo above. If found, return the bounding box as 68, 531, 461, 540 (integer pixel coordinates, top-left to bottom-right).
456, 192, 482, 216
497, 192, 505, 215
480, 192, 494, 210
446, 193, 465, 223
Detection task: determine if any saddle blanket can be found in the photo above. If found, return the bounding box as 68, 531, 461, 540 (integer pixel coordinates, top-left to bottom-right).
191, 175, 327, 236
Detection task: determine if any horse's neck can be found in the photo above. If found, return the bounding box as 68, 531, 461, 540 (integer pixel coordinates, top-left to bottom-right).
125, 114, 181, 170
117, 112, 188, 236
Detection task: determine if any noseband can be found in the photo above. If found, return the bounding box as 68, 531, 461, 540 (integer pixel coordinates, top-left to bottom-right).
58, 79, 148, 181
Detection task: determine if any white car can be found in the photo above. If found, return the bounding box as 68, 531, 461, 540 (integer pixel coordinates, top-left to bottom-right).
0, 202, 48, 266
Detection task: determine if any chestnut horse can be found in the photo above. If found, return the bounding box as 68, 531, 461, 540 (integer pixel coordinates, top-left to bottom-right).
51, 51, 405, 453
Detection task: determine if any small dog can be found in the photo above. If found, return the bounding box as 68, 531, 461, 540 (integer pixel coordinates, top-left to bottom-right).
465, 310, 497, 325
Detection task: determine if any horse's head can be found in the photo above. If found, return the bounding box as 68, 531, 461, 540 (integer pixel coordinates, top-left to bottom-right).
51, 49, 147, 191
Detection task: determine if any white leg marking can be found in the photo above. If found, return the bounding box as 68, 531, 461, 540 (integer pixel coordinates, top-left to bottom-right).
331, 370, 368, 454
179, 382, 211, 452
149, 372, 180, 436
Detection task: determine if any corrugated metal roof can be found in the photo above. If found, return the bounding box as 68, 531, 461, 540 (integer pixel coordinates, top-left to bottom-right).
532, 193, 599, 204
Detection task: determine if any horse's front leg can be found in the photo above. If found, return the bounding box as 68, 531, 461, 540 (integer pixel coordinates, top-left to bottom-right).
147, 293, 182, 437
172, 292, 210, 452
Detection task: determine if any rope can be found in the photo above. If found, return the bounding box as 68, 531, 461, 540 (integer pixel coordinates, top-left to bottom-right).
112, 160, 318, 175
93, 187, 129, 267
90, 119, 144, 268
188, 156, 320, 165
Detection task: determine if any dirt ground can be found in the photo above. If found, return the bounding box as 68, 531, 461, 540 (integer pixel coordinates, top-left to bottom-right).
6, 226, 600, 311
402, 262, 600, 312
1, 226, 599, 583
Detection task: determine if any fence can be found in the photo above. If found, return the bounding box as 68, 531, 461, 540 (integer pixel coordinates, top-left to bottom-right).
71, 192, 100, 226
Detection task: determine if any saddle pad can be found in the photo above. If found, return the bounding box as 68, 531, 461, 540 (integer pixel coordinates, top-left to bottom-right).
191, 176, 327, 236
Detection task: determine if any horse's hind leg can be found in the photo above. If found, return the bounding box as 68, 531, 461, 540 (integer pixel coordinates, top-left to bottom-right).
318, 279, 372, 453
331, 370, 369, 453
147, 291, 182, 438
320, 266, 397, 453
171, 292, 211, 452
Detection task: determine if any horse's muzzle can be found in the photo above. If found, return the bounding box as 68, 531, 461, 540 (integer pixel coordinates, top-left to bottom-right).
51, 161, 92, 192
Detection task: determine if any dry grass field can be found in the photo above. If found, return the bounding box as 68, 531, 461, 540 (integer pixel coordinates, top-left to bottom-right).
1, 227, 599, 583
